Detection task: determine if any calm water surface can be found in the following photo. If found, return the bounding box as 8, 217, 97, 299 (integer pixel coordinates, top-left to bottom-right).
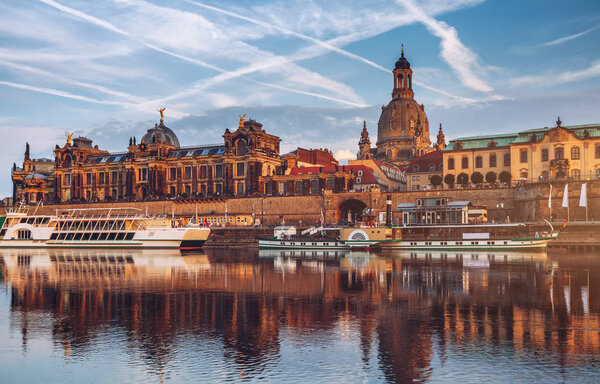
1, 247, 600, 383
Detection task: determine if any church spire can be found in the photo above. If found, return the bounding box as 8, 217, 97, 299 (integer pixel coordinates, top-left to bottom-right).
436, 123, 446, 149
357, 121, 372, 160
392, 45, 413, 99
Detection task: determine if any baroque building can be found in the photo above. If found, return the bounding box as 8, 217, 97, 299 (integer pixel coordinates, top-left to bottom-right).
15, 112, 281, 204
442, 118, 600, 186
11, 143, 55, 204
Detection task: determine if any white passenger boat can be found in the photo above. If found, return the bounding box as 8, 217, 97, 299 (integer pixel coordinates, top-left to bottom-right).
0, 206, 210, 249
259, 223, 557, 251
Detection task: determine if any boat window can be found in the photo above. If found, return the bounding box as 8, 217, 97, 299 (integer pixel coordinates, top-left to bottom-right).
107, 233, 117, 240
82, 233, 91, 240
50, 233, 58, 240
27, 218, 35, 225
116, 232, 125, 240
91, 233, 99, 240
66, 233, 75, 241
99, 233, 108, 240
125, 233, 135, 240
74, 233, 83, 240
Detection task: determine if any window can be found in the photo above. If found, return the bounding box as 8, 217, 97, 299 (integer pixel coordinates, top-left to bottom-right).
237, 163, 245, 177
555, 147, 564, 160
236, 182, 244, 196
310, 180, 319, 194
461, 157, 468, 169
86, 173, 92, 185
185, 185, 191, 196
185, 166, 192, 180
520, 150, 527, 163
215, 164, 223, 178
200, 184, 207, 196
489, 154, 496, 167
412, 165, 420, 173
357, 170, 363, 176
541, 149, 548, 162
200, 165, 207, 179
571, 169, 580, 179
295, 181, 303, 194
475, 156, 482, 168
447, 158, 455, 170
596, 145, 600, 159
520, 172, 528, 179
99, 172, 105, 185
504, 154, 511, 166
596, 168, 600, 179
169, 167, 177, 181
112, 171, 117, 184
571, 146, 580, 160
326, 178, 335, 190
65, 174, 71, 186
429, 164, 436, 172
16, 229, 32, 240
137, 168, 147, 181
215, 183, 222, 196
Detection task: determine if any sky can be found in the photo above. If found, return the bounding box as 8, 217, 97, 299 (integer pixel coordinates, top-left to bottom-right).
1, 0, 600, 197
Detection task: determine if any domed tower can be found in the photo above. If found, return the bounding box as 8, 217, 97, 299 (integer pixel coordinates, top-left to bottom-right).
376, 46, 431, 165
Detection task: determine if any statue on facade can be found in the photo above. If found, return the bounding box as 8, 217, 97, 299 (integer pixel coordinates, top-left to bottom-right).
24, 142, 30, 161
65, 132, 74, 145
239, 114, 246, 128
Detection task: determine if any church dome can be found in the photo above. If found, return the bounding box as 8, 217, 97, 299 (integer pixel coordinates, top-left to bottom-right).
141, 122, 180, 148
376, 98, 429, 162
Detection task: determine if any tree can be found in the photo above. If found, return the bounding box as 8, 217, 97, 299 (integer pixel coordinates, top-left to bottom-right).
499, 171, 511, 185
444, 174, 455, 188
430, 174, 443, 188
471, 171, 484, 185
457, 172, 469, 186
485, 171, 497, 185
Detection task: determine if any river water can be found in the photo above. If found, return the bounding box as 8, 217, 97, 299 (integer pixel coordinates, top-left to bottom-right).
1, 248, 600, 383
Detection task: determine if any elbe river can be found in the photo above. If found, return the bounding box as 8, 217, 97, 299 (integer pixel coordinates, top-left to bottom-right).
1, 248, 599, 383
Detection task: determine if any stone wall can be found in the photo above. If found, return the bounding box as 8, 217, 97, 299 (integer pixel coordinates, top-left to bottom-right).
32, 180, 599, 226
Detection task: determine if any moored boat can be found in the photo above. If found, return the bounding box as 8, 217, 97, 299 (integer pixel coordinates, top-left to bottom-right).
0, 206, 210, 249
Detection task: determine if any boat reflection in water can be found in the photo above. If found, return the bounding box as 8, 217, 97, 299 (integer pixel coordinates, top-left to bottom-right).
2, 248, 600, 383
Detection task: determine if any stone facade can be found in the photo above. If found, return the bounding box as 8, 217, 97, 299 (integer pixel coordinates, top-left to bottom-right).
11, 143, 55, 204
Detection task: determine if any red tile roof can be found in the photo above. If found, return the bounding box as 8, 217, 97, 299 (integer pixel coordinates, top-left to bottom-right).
294, 147, 338, 166
289, 165, 378, 184
407, 150, 443, 174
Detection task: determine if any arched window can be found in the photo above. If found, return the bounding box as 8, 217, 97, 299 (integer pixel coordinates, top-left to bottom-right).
596, 145, 600, 159
571, 169, 580, 179
447, 158, 454, 170
16, 229, 32, 240
236, 140, 248, 156
64, 154, 72, 168
397, 74, 403, 89
386, 149, 393, 159
571, 146, 580, 160
429, 164, 436, 172
489, 154, 497, 167
413, 165, 420, 172
555, 147, 564, 160
461, 157, 468, 169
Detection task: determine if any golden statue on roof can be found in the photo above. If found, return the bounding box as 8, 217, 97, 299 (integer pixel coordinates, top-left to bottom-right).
239, 114, 246, 128
65, 131, 74, 145
158, 107, 166, 124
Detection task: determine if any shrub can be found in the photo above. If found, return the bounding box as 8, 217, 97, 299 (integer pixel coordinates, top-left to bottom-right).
430, 174, 443, 187
471, 172, 484, 185
444, 174, 455, 187
457, 172, 469, 186
499, 171, 511, 185
485, 171, 497, 185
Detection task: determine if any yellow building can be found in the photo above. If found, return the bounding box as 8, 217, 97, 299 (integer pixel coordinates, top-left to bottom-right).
442, 118, 600, 187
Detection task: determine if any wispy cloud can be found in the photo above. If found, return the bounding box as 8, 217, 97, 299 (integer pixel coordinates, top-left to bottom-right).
540, 25, 600, 47
0, 80, 122, 105
512, 61, 600, 87
397, 0, 493, 93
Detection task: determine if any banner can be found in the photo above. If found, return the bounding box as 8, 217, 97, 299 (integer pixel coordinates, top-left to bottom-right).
562, 184, 569, 207
580, 183, 587, 207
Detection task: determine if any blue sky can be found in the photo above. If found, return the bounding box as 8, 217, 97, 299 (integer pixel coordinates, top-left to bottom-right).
1, 0, 600, 196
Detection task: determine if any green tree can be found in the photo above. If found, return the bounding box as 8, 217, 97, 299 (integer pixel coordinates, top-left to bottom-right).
457, 172, 469, 186
471, 171, 484, 185
485, 171, 497, 185
430, 174, 443, 187
499, 171, 511, 185
444, 174, 455, 188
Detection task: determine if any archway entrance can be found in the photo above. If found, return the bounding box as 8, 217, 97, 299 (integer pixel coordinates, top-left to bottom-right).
339, 199, 368, 225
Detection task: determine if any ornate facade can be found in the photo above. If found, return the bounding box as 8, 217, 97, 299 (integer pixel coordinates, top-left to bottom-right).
15, 113, 281, 204
11, 143, 55, 204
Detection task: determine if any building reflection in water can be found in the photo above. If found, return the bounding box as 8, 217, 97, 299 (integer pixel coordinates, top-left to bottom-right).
1, 248, 600, 382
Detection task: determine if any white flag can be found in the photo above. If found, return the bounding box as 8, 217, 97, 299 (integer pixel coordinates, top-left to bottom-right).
548, 184, 552, 208
580, 183, 587, 207
562, 184, 569, 207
